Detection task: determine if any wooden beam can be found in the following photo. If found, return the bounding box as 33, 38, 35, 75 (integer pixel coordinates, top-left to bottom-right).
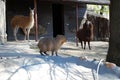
34, 0, 38, 41
75, 3, 79, 46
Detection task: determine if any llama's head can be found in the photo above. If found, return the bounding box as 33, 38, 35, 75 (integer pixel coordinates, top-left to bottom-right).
83, 20, 93, 30
29, 8, 34, 16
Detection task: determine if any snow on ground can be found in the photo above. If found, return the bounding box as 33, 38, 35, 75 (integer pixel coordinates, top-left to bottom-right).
59, 41, 108, 60
0, 56, 120, 80
0, 40, 120, 80
0, 40, 108, 60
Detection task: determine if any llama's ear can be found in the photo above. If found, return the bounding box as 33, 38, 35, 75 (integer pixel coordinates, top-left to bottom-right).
29, 7, 32, 10
29, 8, 35, 11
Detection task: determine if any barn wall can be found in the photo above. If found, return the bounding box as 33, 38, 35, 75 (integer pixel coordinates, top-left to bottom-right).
37, 3, 86, 37
0, 0, 7, 44
5, 0, 110, 41
6, 1, 86, 40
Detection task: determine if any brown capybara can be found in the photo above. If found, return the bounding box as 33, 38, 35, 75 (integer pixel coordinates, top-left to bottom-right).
37, 35, 66, 56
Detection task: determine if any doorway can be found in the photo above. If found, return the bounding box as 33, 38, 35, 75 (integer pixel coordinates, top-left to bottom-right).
52, 4, 64, 37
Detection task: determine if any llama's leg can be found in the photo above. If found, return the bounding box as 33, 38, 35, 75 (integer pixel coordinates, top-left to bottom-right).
84, 41, 86, 49
22, 28, 27, 40
88, 41, 91, 50
27, 28, 31, 41
76, 38, 79, 46
13, 27, 19, 41
80, 41, 83, 49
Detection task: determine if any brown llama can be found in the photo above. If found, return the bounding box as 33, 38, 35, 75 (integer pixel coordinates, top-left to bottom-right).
11, 8, 34, 41
76, 19, 94, 50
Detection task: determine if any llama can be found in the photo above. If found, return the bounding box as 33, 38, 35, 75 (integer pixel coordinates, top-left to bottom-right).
37, 35, 66, 56
11, 8, 34, 41
76, 19, 94, 50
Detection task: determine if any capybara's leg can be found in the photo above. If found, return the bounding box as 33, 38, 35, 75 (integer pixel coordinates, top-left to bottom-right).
55, 51, 58, 56
44, 52, 49, 56
51, 51, 58, 56
40, 51, 44, 56
52, 51, 54, 56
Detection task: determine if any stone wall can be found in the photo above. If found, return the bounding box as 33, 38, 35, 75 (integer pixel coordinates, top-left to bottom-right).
0, 0, 7, 44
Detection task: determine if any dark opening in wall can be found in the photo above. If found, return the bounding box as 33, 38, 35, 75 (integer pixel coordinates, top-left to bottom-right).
52, 4, 64, 37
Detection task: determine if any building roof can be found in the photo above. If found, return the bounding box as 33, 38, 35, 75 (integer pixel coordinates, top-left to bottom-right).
62, 0, 110, 5
40, 0, 110, 5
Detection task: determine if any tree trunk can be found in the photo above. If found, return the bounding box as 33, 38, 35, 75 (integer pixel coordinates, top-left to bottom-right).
106, 0, 120, 66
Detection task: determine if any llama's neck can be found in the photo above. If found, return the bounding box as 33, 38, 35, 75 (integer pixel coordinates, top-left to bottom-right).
28, 12, 34, 28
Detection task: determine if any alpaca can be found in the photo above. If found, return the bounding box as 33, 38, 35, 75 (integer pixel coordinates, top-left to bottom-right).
37, 35, 66, 56
76, 19, 94, 50
11, 8, 34, 41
